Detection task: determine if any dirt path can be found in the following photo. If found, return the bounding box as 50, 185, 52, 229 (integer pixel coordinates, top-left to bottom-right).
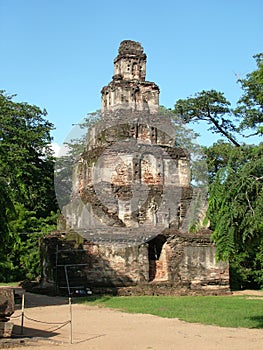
3, 291, 263, 350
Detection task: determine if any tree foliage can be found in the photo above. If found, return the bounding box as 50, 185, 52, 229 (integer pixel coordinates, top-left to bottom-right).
0, 91, 58, 281
54, 110, 100, 209
0, 91, 57, 216
173, 89, 240, 146
173, 53, 263, 289
236, 53, 263, 136
203, 140, 247, 183
207, 144, 263, 288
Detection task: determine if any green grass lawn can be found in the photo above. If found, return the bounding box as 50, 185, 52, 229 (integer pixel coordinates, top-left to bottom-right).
77, 295, 263, 329
0, 282, 20, 287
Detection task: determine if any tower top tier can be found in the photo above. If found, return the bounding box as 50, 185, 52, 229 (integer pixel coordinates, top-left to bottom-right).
113, 40, 147, 81
101, 40, 159, 114
118, 40, 145, 56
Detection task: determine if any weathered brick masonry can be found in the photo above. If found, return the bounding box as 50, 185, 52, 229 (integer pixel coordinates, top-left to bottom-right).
42, 40, 229, 295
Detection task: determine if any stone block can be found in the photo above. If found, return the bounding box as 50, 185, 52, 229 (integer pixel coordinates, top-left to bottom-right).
0, 322, 14, 338
0, 288, 15, 321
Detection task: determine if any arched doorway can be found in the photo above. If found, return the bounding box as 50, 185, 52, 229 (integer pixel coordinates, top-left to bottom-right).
148, 235, 168, 281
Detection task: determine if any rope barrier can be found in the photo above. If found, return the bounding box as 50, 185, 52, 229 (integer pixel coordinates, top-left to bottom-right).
10, 313, 22, 319
10, 294, 73, 343
11, 320, 70, 337
24, 314, 69, 325
46, 320, 71, 333
11, 312, 70, 326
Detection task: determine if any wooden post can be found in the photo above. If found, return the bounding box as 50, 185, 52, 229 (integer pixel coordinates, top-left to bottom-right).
20, 293, 25, 335
55, 244, 59, 294
64, 265, 71, 296
69, 297, 73, 344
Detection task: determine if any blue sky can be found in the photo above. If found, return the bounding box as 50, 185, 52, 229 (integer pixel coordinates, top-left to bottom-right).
0, 0, 262, 148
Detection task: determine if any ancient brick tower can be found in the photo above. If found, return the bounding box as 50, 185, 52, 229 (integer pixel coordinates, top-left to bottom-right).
64, 40, 193, 232
101, 40, 159, 114
42, 40, 229, 295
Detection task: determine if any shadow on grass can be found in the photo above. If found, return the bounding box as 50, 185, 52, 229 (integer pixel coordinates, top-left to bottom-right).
247, 316, 263, 329
74, 294, 112, 304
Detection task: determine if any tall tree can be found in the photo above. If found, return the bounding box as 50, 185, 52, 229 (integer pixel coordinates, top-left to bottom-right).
0, 90, 57, 216
173, 54, 263, 288
235, 53, 263, 136
173, 90, 240, 146
0, 91, 58, 281
207, 144, 263, 288
203, 140, 247, 183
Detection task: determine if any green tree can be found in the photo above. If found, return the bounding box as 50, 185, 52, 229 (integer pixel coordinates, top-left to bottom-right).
173, 54, 263, 288
0, 176, 15, 239
173, 90, 240, 146
207, 144, 263, 288
202, 140, 249, 183
5, 205, 58, 281
54, 110, 100, 209
236, 53, 263, 136
159, 107, 208, 187
0, 91, 57, 216
0, 91, 58, 281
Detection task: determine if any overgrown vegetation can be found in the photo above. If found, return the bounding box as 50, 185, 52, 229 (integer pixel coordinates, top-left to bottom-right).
0, 91, 58, 281
207, 143, 263, 289
78, 295, 263, 329
173, 53, 263, 289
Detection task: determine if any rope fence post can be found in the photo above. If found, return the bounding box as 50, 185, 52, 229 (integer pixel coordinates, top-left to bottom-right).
64, 265, 71, 296
69, 297, 73, 344
20, 293, 25, 335
9, 292, 71, 339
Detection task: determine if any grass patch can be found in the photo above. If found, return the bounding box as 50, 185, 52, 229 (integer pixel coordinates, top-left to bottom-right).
77, 295, 263, 329
0, 282, 20, 287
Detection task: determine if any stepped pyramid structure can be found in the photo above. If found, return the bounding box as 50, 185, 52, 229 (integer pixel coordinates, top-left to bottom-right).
42, 41, 229, 295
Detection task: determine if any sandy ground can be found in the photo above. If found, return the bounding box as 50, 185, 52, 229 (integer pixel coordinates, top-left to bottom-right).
2, 290, 263, 350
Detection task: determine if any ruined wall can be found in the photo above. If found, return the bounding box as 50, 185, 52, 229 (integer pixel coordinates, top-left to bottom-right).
41, 233, 149, 290
42, 230, 229, 295
63, 116, 193, 232
82, 243, 149, 287
166, 233, 229, 292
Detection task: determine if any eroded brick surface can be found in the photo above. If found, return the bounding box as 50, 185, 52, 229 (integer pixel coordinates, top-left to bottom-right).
43, 40, 230, 295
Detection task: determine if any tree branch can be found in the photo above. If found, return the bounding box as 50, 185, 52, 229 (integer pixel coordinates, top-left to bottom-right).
245, 191, 255, 216
208, 114, 240, 147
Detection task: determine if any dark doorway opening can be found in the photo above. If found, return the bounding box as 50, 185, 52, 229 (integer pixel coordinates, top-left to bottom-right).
148, 235, 167, 281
